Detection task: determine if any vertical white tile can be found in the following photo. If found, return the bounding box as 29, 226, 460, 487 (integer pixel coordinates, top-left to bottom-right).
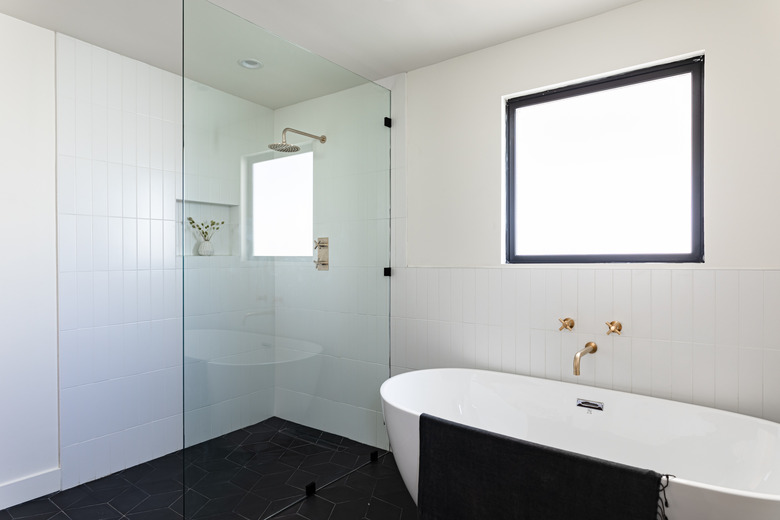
58, 214, 77, 272
136, 167, 151, 219
415, 269, 428, 320
123, 219, 137, 270
93, 271, 109, 327
715, 345, 739, 412
530, 270, 546, 329
651, 270, 671, 340
163, 172, 177, 221
92, 104, 107, 161
92, 161, 108, 216
738, 271, 763, 349
76, 215, 93, 272
137, 270, 151, 323
91, 46, 107, 107
461, 269, 476, 323
75, 100, 92, 159
107, 163, 123, 217
693, 270, 716, 344
612, 270, 631, 334
150, 270, 165, 321
136, 62, 150, 116
529, 329, 546, 377
149, 66, 163, 120
631, 338, 653, 396
612, 335, 632, 392
162, 121, 177, 172
501, 270, 518, 329
763, 350, 780, 423
137, 114, 150, 168
545, 330, 561, 380
475, 270, 489, 325
163, 220, 176, 270
593, 335, 613, 389
516, 270, 530, 332
150, 220, 163, 270
74, 40, 92, 102
461, 322, 476, 368
651, 339, 672, 399
58, 155, 77, 215
75, 157, 92, 215
92, 217, 108, 271
122, 111, 137, 166
515, 327, 530, 375
122, 166, 137, 218
671, 270, 693, 342
107, 271, 123, 325
107, 217, 123, 271
123, 271, 138, 323
577, 269, 595, 335
488, 270, 502, 326
715, 270, 739, 346
738, 347, 763, 418
631, 270, 652, 339
474, 324, 489, 369
488, 325, 502, 371
391, 317, 407, 369
390, 267, 406, 318
56, 34, 76, 101
560, 333, 580, 384
544, 269, 562, 331
149, 117, 163, 171
561, 270, 578, 321
427, 268, 439, 321
692, 343, 715, 407
763, 271, 780, 350
122, 57, 137, 113
150, 169, 163, 220
76, 272, 94, 329
594, 269, 613, 329
670, 341, 693, 403
57, 94, 76, 161
107, 107, 122, 164
438, 269, 452, 322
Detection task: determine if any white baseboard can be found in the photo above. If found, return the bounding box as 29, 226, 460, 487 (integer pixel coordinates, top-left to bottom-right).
0, 467, 61, 510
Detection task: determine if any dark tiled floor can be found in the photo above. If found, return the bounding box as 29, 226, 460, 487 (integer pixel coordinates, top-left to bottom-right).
0, 417, 417, 520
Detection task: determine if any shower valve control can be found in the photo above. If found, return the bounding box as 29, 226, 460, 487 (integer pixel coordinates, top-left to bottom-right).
314, 237, 329, 271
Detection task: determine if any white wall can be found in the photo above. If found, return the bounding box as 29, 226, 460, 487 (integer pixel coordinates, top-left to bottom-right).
0, 12, 60, 510
405, 0, 780, 269
56, 34, 183, 488
391, 0, 780, 423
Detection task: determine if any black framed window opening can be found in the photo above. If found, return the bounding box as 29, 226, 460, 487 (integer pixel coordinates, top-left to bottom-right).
506, 56, 704, 264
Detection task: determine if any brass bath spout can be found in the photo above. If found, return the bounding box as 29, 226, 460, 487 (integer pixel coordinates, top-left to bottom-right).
573, 342, 598, 376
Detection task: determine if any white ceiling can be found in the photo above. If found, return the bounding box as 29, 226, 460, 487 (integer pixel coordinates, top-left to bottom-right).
0, 0, 640, 105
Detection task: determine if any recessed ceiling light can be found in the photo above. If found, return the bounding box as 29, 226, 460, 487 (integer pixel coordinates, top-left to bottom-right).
238, 58, 263, 69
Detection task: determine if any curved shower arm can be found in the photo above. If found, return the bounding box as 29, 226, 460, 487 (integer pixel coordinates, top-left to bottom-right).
281, 127, 327, 144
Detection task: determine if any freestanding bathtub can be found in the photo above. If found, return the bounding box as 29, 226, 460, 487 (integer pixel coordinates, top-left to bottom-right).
380, 368, 780, 520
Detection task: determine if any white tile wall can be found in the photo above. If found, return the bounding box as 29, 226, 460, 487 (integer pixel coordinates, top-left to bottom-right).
390, 266, 780, 422
56, 34, 183, 489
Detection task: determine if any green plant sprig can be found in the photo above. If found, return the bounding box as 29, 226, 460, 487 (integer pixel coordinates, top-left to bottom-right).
187, 217, 225, 241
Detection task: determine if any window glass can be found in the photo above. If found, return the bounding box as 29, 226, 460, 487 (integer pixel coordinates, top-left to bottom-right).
252, 151, 313, 256
506, 57, 703, 263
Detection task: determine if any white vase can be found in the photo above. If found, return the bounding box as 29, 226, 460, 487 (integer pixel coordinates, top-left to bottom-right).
198, 240, 214, 256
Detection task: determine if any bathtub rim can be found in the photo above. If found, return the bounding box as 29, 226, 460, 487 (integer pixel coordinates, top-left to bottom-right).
380, 367, 780, 504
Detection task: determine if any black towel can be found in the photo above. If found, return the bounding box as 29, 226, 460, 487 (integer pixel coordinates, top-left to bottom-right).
418, 413, 665, 520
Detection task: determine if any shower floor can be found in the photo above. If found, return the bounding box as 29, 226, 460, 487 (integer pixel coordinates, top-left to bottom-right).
0, 417, 417, 520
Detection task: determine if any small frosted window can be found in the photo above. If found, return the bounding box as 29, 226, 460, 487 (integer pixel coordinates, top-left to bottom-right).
252, 152, 313, 256
506, 56, 703, 263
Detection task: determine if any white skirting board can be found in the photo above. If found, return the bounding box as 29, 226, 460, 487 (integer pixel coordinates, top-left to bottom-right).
0, 467, 61, 511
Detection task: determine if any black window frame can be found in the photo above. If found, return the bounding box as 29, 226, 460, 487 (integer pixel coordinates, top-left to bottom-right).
506, 56, 704, 264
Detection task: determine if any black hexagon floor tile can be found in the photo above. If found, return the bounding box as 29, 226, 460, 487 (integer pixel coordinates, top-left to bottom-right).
0, 418, 415, 520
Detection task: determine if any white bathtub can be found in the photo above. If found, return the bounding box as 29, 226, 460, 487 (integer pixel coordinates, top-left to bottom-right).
380, 368, 780, 520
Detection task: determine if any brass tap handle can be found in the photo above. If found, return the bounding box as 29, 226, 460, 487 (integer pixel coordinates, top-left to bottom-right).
606, 321, 622, 335
558, 317, 575, 332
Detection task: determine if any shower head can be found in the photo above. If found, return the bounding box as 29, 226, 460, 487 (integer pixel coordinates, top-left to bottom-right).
269, 127, 326, 153
268, 142, 300, 153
